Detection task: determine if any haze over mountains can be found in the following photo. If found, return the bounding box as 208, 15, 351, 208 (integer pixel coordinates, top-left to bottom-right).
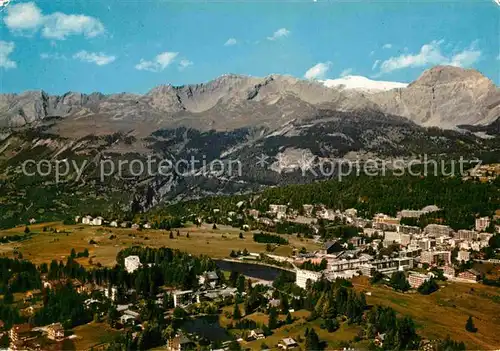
0, 66, 499, 137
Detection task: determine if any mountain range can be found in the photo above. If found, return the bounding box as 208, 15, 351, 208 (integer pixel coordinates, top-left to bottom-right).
0, 65, 499, 225
1, 65, 499, 136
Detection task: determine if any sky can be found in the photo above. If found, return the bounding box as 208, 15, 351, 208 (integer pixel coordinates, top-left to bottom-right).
0, 0, 499, 94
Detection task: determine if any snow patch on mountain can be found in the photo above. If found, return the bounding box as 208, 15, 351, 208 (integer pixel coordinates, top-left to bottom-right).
321, 75, 408, 92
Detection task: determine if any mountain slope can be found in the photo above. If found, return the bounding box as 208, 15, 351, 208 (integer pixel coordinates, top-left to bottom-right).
367, 66, 500, 128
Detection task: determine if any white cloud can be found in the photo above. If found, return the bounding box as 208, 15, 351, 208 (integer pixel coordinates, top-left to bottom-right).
449, 48, 481, 67
42, 13, 105, 40
40, 52, 67, 60
73, 50, 115, 65
369, 50, 375, 56
372, 59, 381, 71
382, 43, 392, 49
4, 2, 105, 40
267, 28, 290, 41
135, 51, 178, 72
340, 68, 353, 77
4, 2, 43, 32
224, 38, 237, 46
497, 53, 500, 60
0, 41, 16, 69
178, 59, 193, 70
378, 40, 481, 75
304, 61, 331, 80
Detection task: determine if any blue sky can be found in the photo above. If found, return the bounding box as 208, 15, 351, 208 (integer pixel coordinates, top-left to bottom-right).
0, 0, 498, 94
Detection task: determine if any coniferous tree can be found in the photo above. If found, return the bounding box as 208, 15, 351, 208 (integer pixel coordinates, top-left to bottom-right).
305, 327, 321, 350
465, 316, 477, 333
268, 307, 278, 330
390, 271, 410, 292
233, 303, 242, 320
280, 293, 289, 314
3, 289, 13, 304
237, 275, 246, 293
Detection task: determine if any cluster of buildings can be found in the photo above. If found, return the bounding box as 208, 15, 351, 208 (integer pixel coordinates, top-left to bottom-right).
7, 322, 64, 350
269, 203, 500, 289
463, 163, 500, 182
75, 215, 152, 229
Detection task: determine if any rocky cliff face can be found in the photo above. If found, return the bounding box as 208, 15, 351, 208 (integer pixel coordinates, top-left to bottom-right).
0, 66, 498, 133
367, 66, 500, 128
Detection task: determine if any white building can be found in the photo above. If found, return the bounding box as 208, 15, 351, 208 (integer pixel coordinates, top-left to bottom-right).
475, 217, 490, 232
295, 269, 321, 289
457, 250, 470, 262
110, 220, 118, 227
408, 272, 432, 289
424, 224, 454, 238
344, 208, 358, 218
456, 230, 478, 241
103, 286, 118, 301
384, 231, 401, 243
91, 217, 103, 226
124, 255, 141, 273
82, 215, 92, 225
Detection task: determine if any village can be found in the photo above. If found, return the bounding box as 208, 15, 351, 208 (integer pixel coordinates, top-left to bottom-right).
2, 199, 499, 351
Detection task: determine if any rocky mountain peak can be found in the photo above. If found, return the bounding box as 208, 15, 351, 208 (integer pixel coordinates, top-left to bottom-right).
412, 65, 490, 87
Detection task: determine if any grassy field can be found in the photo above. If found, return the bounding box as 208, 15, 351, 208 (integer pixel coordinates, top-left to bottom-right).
352, 276, 500, 350
64, 322, 120, 350
0, 222, 320, 266
2, 222, 500, 350
219, 305, 362, 350
218, 277, 500, 350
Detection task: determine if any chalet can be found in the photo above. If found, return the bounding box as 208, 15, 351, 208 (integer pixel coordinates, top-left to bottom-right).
143, 222, 152, 229
198, 271, 219, 288
110, 220, 118, 227
119, 314, 136, 326
278, 337, 299, 350
131, 223, 140, 230
248, 328, 265, 340
71, 279, 83, 292
123, 310, 140, 320
46, 323, 64, 341
9, 323, 32, 344
349, 236, 363, 247
77, 282, 95, 294
374, 332, 386, 347
457, 269, 481, 282
167, 333, 196, 351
